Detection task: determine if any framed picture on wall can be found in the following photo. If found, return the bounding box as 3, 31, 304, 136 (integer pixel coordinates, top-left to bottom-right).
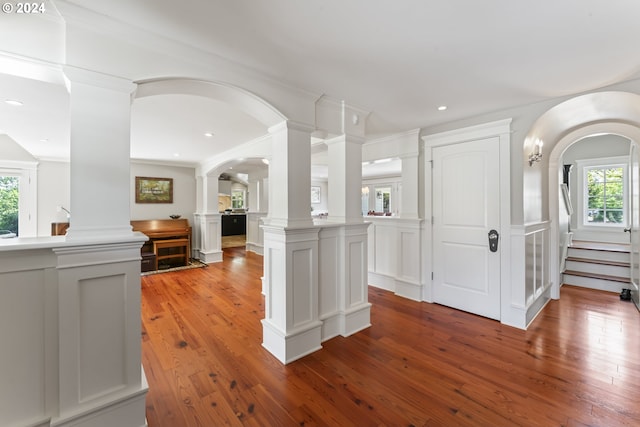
311, 186, 321, 204
135, 176, 173, 203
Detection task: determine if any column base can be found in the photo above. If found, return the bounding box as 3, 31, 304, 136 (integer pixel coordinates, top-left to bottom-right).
262, 319, 323, 364
340, 302, 372, 337
198, 250, 223, 264
51, 370, 148, 427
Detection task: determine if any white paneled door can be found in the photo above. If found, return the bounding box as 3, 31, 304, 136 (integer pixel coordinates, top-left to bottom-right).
432, 137, 501, 320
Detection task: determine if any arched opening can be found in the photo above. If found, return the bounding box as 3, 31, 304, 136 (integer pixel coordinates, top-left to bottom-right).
132, 78, 286, 262
523, 91, 640, 301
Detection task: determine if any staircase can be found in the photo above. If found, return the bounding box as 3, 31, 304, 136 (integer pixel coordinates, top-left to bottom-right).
563, 240, 631, 293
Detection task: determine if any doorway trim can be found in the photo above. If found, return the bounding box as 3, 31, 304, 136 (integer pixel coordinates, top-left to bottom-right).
422, 119, 513, 324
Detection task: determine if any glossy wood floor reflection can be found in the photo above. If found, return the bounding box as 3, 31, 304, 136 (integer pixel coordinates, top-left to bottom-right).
141, 249, 640, 427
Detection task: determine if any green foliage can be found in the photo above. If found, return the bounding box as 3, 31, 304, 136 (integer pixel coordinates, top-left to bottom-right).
586, 167, 624, 224
0, 176, 19, 233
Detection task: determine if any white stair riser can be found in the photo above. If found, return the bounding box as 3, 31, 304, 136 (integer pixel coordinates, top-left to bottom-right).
563, 274, 626, 293
567, 248, 629, 263
564, 261, 630, 278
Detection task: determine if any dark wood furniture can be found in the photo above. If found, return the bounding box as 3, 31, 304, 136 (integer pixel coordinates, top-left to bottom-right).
131, 219, 192, 270
51, 219, 193, 271
152, 238, 189, 270
140, 252, 156, 272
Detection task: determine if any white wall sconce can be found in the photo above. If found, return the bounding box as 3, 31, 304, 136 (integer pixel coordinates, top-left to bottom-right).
529, 139, 543, 166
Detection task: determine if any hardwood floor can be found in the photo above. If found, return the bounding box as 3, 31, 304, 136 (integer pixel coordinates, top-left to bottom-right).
141, 248, 640, 426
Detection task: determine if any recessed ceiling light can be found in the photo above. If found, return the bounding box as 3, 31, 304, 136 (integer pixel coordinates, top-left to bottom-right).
39, 138, 49, 143
5, 99, 23, 106
204, 132, 214, 137
173, 153, 180, 157
437, 105, 447, 111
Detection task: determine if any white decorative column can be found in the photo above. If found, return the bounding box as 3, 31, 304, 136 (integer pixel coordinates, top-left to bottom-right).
247, 169, 268, 255
64, 67, 135, 241
262, 121, 322, 364
326, 134, 366, 223
401, 154, 420, 219
53, 66, 148, 426
194, 173, 223, 263
322, 134, 371, 338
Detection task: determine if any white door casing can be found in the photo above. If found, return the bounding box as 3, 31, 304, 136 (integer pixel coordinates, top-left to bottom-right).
432, 137, 501, 320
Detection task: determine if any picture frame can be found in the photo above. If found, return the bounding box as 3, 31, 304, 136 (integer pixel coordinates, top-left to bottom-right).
311, 186, 321, 204
135, 176, 173, 203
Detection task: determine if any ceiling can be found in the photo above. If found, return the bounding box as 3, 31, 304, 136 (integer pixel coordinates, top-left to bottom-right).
2, 0, 640, 179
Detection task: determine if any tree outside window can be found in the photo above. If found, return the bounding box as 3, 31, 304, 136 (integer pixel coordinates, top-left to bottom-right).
585, 166, 624, 225
0, 176, 19, 234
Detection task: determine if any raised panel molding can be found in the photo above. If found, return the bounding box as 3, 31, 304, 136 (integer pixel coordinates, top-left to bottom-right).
0, 238, 148, 427
78, 274, 127, 401
195, 213, 223, 263
292, 247, 314, 327
367, 217, 424, 301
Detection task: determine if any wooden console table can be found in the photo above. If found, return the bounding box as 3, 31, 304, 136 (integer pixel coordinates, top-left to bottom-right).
153, 238, 189, 270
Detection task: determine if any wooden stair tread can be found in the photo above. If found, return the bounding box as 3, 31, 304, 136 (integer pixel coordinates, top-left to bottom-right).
563, 269, 631, 283
570, 240, 630, 253
564, 256, 630, 268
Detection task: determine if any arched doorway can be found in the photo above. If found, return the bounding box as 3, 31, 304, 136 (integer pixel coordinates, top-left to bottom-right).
132, 78, 286, 263
523, 91, 640, 302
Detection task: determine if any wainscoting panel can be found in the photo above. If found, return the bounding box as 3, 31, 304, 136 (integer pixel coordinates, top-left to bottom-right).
246, 212, 266, 255
0, 268, 49, 426
318, 228, 339, 338
348, 239, 366, 306
0, 238, 148, 427
292, 247, 314, 327
78, 274, 127, 401
195, 213, 223, 263
367, 217, 424, 300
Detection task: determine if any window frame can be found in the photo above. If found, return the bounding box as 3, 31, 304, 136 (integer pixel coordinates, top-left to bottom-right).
576, 156, 628, 229
231, 189, 245, 209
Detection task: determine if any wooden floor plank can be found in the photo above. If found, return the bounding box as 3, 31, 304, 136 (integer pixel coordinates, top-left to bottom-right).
141, 248, 640, 426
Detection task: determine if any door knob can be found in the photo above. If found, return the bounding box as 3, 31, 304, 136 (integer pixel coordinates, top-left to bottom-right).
488, 229, 499, 252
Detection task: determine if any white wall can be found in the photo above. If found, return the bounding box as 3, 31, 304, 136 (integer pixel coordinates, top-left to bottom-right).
32, 161, 198, 236
131, 161, 197, 223
38, 160, 70, 235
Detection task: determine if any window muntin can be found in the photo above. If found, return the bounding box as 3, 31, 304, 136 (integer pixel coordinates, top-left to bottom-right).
231, 190, 244, 209
584, 165, 625, 226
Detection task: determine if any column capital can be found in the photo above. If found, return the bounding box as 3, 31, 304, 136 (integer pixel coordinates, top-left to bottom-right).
268, 120, 315, 135
323, 134, 366, 147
